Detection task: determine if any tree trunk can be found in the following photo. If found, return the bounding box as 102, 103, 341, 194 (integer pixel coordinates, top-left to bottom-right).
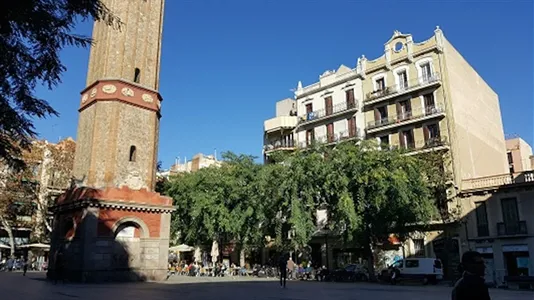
364, 233, 377, 282
240, 248, 246, 267
0, 216, 15, 257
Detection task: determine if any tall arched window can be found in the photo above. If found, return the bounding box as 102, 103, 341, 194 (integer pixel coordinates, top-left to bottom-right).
129, 145, 137, 162
133, 68, 141, 83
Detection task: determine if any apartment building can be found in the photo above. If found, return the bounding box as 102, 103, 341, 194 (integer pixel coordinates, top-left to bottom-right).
460, 166, 534, 285
263, 66, 365, 162
359, 27, 508, 189
506, 137, 534, 173
263, 98, 298, 163
162, 153, 221, 176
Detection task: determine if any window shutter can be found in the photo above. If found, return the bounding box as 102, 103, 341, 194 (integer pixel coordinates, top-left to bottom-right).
423, 125, 430, 142
399, 131, 405, 148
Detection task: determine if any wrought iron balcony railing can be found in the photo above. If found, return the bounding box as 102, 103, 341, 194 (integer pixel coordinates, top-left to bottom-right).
367, 105, 445, 131
298, 100, 359, 126
299, 128, 362, 148
365, 73, 441, 104
263, 139, 296, 152
497, 221, 527, 236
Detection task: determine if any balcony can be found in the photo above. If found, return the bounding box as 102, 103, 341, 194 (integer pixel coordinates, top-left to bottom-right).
264, 116, 298, 133
298, 100, 359, 127
462, 171, 534, 191
403, 136, 450, 155
364, 73, 441, 105
264, 138, 296, 154
366, 105, 445, 133
298, 128, 363, 148
497, 221, 528, 236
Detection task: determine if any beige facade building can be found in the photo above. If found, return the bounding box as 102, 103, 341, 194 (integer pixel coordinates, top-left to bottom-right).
506, 137, 533, 173
359, 27, 508, 189
169, 153, 221, 174
262, 28, 531, 282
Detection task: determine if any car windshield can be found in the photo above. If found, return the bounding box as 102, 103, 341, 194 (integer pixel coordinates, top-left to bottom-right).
345, 264, 356, 271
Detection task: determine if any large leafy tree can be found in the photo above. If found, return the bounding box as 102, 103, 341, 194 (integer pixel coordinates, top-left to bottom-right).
0, 0, 120, 170
326, 140, 436, 279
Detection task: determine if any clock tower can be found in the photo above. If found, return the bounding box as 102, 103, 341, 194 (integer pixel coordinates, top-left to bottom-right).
48, 0, 173, 282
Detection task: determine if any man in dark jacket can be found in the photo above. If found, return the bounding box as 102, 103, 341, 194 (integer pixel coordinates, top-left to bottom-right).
278, 253, 288, 288
451, 251, 490, 300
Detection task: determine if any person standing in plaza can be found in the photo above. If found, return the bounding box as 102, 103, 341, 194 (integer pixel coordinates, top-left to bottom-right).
287, 256, 295, 280
278, 253, 288, 288
54, 249, 64, 285
451, 251, 491, 300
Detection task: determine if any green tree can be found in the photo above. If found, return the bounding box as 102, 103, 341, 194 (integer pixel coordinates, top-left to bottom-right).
326, 140, 436, 280
0, 0, 120, 170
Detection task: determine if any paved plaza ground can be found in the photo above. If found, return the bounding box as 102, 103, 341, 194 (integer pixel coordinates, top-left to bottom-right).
0, 272, 532, 300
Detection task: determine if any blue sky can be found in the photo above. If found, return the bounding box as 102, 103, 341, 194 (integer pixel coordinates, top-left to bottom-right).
33, 0, 533, 168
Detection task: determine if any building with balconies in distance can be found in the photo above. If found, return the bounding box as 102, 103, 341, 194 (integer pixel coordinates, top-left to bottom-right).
506, 137, 533, 174
358, 27, 509, 189
263, 98, 298, 163
293, 65, 365, 151
262, 66, 365, 163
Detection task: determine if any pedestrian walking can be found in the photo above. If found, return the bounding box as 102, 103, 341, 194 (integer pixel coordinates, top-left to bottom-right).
22, 257, 28, 276
278, 253, 288, 288
451, 251, 490, 300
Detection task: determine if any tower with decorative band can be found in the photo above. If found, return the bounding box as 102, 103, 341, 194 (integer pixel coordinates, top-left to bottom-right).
47, 0, 173, 282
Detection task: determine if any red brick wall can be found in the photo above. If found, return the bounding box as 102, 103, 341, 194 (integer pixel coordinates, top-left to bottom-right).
97, 209, 161, 238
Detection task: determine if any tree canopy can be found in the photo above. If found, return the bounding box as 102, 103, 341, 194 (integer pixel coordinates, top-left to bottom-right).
164, 141, 443, 270
0, 0, 120, 169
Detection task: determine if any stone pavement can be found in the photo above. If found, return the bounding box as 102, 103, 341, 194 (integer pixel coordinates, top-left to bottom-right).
0, 272, 532, 300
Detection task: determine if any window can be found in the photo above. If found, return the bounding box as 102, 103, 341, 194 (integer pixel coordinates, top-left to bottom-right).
325, 96, 333, 116
306, 129, 315, 146
423, 93, 436, 114
397, 70, 408, 90
397, 100, 412, 120
305, 103, 314, 121
133, 68, 141, 83
375, 77, 385, 91
129, 145, 137, 162
399, 129, 415, 149
405, 260, 419, 268
507, 152, 514, 174
424, 123, 440, 146
475, 202, 489, 237
348, 117, 357, 137
379, 135, 389, 148
413, 239, 425, 257
421, 63, 432, 82
305, 103, 313, 113
346, 89, 355, 108
375, 106, 388, 125
327, 123, 334, 143
501, 197, 519, 230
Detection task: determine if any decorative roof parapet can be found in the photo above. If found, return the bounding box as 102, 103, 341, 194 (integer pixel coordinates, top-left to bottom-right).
51, 186, 175, 213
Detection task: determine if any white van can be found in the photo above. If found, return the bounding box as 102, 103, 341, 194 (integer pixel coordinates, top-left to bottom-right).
386, 258, 443, 285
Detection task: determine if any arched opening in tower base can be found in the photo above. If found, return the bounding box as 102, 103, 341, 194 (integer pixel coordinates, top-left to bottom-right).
46, 186, 174, 283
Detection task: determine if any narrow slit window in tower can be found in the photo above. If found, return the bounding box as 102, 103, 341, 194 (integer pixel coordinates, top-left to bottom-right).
134, 68, 141, 83
129, 145, 137, 162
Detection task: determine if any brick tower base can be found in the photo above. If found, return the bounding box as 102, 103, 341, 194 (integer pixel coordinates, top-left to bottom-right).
47, 186, 174, 282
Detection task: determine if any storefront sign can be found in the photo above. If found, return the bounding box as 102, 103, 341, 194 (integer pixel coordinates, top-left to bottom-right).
502, 244, 529, 252
476, 247, 493, 254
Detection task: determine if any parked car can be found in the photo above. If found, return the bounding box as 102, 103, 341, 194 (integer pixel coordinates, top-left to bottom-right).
330, 264, 369, 282
380, 258, 443, 285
